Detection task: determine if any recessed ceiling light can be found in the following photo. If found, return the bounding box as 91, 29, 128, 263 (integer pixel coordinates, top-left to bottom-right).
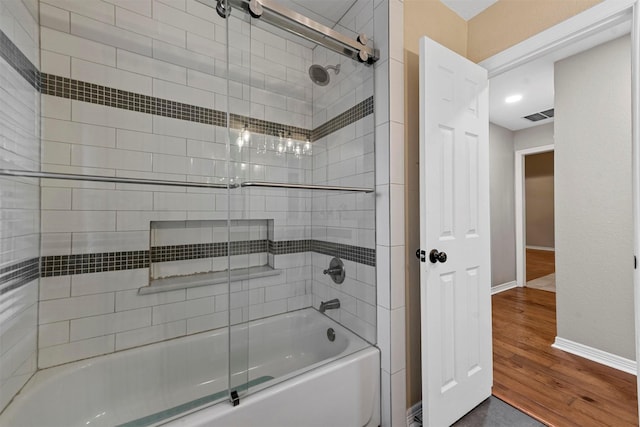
505, 94, 523, 104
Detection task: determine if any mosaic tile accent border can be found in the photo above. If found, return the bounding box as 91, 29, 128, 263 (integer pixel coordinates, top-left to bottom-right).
0, 29, 39, 90
311, 96, 374, 141
41, 239, 375, 277
150, 240, 268, 263
271, 239, 376, 266
0, 258, 40, 295
41, 251, 149, 277
41, 73, 228, 127
269, 239, 311, 255
40, 73, 311, 141
311, 240, 375, 267
229, 113, 310, 142
40, 73, 370, 142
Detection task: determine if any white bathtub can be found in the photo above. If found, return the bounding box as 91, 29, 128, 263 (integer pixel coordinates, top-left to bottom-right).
0, 308, 380, 427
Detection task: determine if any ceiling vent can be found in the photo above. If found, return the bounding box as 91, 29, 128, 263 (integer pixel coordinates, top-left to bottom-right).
523, 108, 554, 122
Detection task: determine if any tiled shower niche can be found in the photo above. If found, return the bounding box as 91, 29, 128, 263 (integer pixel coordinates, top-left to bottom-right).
145, 219, 279, 293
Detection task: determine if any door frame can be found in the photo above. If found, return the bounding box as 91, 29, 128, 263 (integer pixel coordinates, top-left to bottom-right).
514, 144, 555, 287
479, 0, 640, 413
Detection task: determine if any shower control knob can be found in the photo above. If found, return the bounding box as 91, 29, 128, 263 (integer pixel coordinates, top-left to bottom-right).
357, 33, 368, 45
323, 257, 345, 284
429, 249, 447, 264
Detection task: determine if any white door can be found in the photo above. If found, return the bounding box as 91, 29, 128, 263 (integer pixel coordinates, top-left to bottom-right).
419, 36, 492, 426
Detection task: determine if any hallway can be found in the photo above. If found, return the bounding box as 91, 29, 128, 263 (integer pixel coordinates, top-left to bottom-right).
492, 288, 637, 426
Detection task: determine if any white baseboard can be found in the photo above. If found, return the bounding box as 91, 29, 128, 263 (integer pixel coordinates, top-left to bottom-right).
406, 401, 422, 427
526, 245, 555, 251
552, 337, 637, 375
491, 281, 517, 295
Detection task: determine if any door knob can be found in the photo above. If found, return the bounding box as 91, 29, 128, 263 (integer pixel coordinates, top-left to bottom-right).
429, 249, 447, 263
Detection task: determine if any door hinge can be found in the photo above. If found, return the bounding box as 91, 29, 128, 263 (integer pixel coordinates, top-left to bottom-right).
415, 249, 426, 263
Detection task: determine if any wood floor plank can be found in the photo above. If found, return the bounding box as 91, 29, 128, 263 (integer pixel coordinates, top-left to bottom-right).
526, 249, 555, 281
492, 287, 638, 426
492, 369, 580, 426
497, 353, 636, 425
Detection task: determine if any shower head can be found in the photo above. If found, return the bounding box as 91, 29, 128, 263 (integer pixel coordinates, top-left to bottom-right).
308, 64, 341, 86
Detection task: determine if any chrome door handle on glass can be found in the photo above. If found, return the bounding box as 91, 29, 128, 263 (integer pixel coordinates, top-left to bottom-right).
429, 249, 447, 264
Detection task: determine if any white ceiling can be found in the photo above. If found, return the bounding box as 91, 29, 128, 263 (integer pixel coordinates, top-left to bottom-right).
439, 0, 497, 21
488, 19, 631, 131
489, 59, 554, 131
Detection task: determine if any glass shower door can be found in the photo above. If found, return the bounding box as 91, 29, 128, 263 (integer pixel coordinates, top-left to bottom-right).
224, 1, 317, 401
223, 0, 378, 404
225, 6, 251, 401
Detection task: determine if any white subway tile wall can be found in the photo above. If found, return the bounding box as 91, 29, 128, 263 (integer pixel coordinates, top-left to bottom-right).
37, 0, 377, 369
0, 0, 40, 412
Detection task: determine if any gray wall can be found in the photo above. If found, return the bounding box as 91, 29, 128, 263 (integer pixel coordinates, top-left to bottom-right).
525, 152, 555, 248
489, 123, 516, 286
489, 122, 553, 288
514, 122, 554, 151
555, 35, 635, 360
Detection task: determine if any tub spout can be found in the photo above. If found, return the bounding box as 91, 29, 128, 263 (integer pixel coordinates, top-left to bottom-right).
319, 298, 340, 313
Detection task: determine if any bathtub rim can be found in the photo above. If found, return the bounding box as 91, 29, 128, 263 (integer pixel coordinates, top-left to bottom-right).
0, 307, 377, 427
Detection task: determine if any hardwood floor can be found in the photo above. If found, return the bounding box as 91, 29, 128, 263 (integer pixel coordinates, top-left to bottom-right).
527, 249, 555, 281
492, 288, 638, 426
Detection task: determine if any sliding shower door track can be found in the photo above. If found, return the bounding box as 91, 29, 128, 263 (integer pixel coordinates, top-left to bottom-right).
0, 170, 374, 193
197, 0, 379, 64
